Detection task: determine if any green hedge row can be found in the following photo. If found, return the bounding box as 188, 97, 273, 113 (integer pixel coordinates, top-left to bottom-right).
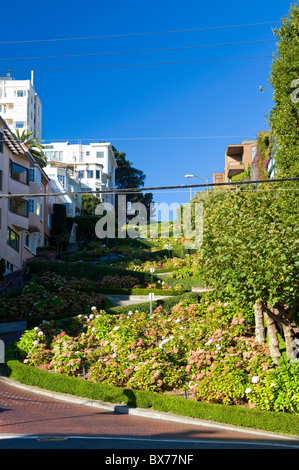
25, 297, 114, 330
105, 292, 200, 316
96, 287, 188, 296
28, 261, 155, 283
5, 342, 299, 437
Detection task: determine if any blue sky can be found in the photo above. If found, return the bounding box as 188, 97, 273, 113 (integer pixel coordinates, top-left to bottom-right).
0, 0, 295, 214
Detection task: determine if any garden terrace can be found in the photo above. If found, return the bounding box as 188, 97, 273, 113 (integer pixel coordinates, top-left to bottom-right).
11, 296, 299, 419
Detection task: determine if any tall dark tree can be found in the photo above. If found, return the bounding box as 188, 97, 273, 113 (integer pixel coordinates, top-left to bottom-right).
112, 146, 154, 222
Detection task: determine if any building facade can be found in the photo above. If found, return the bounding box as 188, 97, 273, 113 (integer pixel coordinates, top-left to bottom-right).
0, 71, 42, 140
0, 117, 57, 274
44, 164, 82, 218
213, 139, 258, 184
44, 141, 117, 205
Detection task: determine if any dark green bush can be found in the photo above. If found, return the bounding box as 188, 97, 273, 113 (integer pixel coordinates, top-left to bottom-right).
27, 261, 154, 284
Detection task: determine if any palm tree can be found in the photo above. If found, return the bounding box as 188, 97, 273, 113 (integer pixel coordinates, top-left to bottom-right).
14, 129, 47, 168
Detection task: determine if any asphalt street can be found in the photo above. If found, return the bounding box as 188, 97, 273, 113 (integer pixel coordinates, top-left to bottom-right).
1, 332, 299, 451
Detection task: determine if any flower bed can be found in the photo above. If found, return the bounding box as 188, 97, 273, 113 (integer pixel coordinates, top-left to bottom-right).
15, 298, 299, 414
36, 272, 185, 294
119, 253, 201, 273
0, 274, 106, 322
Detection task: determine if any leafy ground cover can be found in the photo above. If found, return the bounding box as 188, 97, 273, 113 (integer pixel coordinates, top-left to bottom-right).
0, 273, 106, 322
0, 270, 187, 323
16, 297, 299, 415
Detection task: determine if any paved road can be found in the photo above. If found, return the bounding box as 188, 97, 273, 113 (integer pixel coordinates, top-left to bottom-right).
1, 333, 299, 451
1, 377, 299, 450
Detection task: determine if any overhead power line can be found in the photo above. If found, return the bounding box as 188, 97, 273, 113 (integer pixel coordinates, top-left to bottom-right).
0, 39, 276, 62
0, 54, 273, 74
0, 177, 297, 199
0, 21, 281, 45
3, 134, 299, 144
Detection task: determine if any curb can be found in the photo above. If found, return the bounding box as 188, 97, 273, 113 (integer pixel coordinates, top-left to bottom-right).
1, 375, 299, 443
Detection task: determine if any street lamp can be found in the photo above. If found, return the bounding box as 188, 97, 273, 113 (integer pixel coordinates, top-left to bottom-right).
185, 174, 209, 200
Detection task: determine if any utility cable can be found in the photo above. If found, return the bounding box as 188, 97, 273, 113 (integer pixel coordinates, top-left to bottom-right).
0, 21, 281, 45
0, 54, 273, 74
0, 177, 298, 199
0, 39, 276, 62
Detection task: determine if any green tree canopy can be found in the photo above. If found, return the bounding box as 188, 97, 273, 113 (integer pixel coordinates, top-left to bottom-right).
112, 146, 154, 221
81, 194, 101, 215
194, 186, 298, 361
268, 2, 299, 178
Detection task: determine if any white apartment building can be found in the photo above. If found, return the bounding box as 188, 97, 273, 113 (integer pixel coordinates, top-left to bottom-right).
44, 141, 117, 205
44, 165, 82, 218
0, 71, 42, 140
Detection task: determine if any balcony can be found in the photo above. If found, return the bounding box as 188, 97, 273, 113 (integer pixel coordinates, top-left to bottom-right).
227, 161, 245, 178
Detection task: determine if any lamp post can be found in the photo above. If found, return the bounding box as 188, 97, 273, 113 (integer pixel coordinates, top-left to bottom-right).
185, 174, 209, 200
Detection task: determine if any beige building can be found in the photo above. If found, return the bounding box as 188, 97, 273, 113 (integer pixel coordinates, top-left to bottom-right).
0, 117, 58, 274
213, 140, 257, 185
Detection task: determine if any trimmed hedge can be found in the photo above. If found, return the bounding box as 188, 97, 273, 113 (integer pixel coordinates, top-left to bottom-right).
96, 287, 188, 296
105, 292, 200, 316
28, 261, 153, 284
25, 297, 114, 330
5, 342, 299, 437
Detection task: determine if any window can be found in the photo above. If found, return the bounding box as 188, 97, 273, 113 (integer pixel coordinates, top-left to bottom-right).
86, 151, 90, 156
86, 170, 94, 178
29, 168, 36, 183
96, 151, 104, 159
15, 90, 26, 97
0, 132, 3, 153
7, 227, 20, 252
39, 194, 43, 221
36, 170, 41, 186
29, 199, 35, 214
6, 261, 14, 272
36, 199, 43, 219
31, 234, 37, 255
0, 170, 3, 190
65, 203, 72, 217
96, 170, 101, 180
9, 161, 29, 185
48, 214, 52, 229
57, 174, 66, 188
9, 197, 29, 217
78, 170, 85, 179
15, 121, 25, 129
24, 231, 30, 250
